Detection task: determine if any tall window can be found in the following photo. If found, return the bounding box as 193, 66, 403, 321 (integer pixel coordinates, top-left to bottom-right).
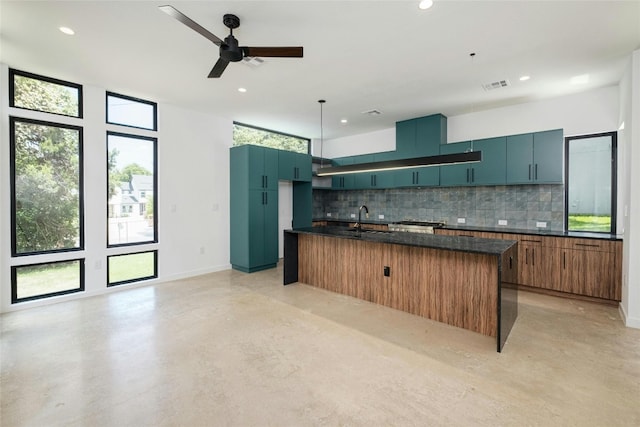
107, 132, 157, 246
233, 122, 309, 153
9, 69, 84, 303
106, 92, 158, 287
565, 132, 617, 233
10, 119, 83, 255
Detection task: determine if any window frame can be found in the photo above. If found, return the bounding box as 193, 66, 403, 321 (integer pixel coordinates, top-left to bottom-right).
10, 116, 85, 257
106, 91, 158, 131
106, 131, 158, 248
233, 121, 310, 154
9, 68, 83, 118
564, 131, 617, 234
11, 258, 85, 303
107, 250, 158, 287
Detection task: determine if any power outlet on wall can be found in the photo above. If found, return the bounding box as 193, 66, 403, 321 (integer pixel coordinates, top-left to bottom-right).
457, 218, 466, 224
498, 219, 508, 226
350, 213, 356, 218
536, 221, 547, 228
378, 214, 385, 220
326, 212, 332, 217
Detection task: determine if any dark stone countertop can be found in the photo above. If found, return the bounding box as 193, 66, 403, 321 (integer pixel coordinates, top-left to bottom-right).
288, 226, 517, 256
313, 218, 622, 241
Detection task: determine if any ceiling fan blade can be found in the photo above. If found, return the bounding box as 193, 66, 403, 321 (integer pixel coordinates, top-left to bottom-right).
208, 58, 230, 78
159, 5, 223, 46
243, 46, 303, 58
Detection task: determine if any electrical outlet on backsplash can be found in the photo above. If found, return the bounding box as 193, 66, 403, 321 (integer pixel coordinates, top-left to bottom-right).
313, 184, 564, 231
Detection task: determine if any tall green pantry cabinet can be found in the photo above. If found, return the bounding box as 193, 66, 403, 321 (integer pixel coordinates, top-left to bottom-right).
230, 145, 279, 273
230, 144, 313, 273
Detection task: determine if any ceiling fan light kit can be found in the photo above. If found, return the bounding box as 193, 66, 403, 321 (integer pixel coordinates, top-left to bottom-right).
159, 5, 303, 78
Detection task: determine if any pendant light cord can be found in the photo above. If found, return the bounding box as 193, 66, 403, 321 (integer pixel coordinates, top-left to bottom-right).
319, 99, 326, 168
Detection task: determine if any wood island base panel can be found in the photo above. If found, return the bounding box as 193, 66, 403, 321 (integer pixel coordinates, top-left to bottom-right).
284, 228, 518, 352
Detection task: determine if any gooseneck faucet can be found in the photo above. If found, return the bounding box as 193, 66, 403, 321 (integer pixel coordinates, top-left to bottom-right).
356, 205, 369, 232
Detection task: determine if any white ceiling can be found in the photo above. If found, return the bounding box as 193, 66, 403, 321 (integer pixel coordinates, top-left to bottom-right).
1, 1, 639, 140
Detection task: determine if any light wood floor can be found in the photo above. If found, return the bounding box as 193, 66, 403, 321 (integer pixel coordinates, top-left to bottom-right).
2, 264, 639, 426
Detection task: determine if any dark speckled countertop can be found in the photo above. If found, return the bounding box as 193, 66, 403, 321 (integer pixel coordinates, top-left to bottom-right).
312, 218, 622, 241
289, 226, 516, 256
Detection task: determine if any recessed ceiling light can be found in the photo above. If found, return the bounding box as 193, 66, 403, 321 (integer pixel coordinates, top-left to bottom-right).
419, 0, 434, 10
341, 119, 348, 124
570, 74, 589, 85
519, 75, 530, 81
238, 87, 247, 93
59, 26, 75, 35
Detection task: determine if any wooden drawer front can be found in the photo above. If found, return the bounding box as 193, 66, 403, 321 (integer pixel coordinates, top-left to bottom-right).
562, 237, 615, 252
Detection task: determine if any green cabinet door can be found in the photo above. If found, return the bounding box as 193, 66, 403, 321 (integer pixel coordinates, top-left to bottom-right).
532, 129, 563, 183
415, 114, 447, 156
506, 133, 534, 184
292, 182, 312, 229
331, 157, 355, 189
506, 130, 563, 184
247, 189, 278, 270
471, 137, 506, 185
248, 145, 279, 190
395, 119, 416, 158
439, 141, 472, 186
278, 151, 312, 181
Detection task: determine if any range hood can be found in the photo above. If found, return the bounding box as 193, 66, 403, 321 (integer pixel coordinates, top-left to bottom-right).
315, 151, 482, 176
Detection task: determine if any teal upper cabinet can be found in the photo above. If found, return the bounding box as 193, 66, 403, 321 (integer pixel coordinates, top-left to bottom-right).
395, 114, 447, 158
352, 154, 394, 189
331, 157, 355, 189
278, 150, 312, 182
439, 137, 506, 187
506, 129, 563, 184
247, 145, 279, 190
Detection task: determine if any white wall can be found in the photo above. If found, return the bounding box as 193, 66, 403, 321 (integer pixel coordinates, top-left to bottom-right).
619, 50, 640, 328
313, 127, 395, 158
0, 63, 233, 312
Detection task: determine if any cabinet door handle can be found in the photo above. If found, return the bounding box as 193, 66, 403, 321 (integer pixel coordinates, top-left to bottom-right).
528, 164, 532, 180
509, 256, 513, 269
575, 243, 600, 248
535, 164, 538, 180
265, 175, 268, 188
522, 239, 541, 243
532, 248, 535, 266
265, 192, 268, 204
262, 192, 265, 205
415, 171, 419, 184
525, 248, 528, 265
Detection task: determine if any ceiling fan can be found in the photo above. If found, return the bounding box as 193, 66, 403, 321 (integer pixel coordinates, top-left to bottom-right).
159, 5, 304, 78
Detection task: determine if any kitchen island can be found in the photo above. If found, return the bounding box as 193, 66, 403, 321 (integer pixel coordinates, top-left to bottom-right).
284, 227, 518, 352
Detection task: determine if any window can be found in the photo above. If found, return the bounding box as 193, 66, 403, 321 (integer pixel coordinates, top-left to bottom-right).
106, 92, 157, 130
107, 251, 157, 286
107, 132, 157, 246
12, 259, 84, 303
233, 122, 309, 153
565, 132, 617, 233
10, 117, 84, 256
10, 69, 82, 118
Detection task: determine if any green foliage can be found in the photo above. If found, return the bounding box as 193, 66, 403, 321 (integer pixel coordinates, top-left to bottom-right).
145, 194, 154, 219
14, 75, 79, 116
568, 215, 611, 232
14, 121, 80, 253
233, 124, 308, 154
116, 163, 152, 182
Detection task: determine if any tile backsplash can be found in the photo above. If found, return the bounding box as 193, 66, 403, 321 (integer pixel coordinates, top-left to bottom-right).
313, 184, 564, 231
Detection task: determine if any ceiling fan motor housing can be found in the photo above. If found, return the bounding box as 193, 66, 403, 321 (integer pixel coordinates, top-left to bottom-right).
221, 34, 244, 62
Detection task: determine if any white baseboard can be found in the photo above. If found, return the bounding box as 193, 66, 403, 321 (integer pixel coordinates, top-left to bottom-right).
619, 304, 640, 329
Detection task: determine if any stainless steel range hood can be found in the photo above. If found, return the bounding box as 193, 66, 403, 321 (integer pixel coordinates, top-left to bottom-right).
315, 151, 482, 177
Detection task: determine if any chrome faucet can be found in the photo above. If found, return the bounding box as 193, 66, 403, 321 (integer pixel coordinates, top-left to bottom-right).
356, 205, 369, 231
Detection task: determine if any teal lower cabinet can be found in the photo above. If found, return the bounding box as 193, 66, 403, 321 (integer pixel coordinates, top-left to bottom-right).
231, 188, 278, 273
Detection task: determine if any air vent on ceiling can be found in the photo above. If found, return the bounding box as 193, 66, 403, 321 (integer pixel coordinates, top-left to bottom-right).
242, 57, 265, 67
482, 79, 511, 91
361, 109, 382, 116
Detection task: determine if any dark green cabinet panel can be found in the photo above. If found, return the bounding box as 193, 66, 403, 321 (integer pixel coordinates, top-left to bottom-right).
396, 114, 447, 158
292, 182, 312, 229
439, 137, 506, 187
532, 129, 563, 183
230, 145, 279, 273
506, 129, 563, 184
353, 154, 393, 189
248, 145, 279, 190
278, 150, 312, 182
331, 157, 355, 189
394, 167, 439, 187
